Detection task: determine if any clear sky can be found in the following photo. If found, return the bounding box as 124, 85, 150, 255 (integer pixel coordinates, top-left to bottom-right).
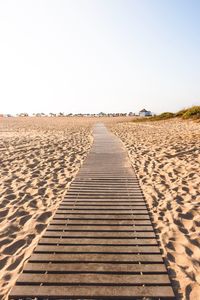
0, 0, 200, 115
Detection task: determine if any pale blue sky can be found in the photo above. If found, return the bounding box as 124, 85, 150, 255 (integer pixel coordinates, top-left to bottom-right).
0, 0, 199, 114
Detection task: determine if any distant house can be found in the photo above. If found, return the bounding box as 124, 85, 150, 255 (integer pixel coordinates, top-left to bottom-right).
57, 112, 65, 117
18, 113, 29, 117
139, 109, 152, 117
33, 113, 46, 117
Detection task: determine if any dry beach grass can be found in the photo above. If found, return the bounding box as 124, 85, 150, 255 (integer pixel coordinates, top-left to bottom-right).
111, 119, 200, 300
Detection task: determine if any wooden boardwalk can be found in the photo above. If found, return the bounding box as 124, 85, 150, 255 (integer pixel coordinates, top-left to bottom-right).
9, 124, 175, 299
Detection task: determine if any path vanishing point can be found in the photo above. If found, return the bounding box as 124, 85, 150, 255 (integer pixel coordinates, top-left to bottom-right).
10, 124, 175, 299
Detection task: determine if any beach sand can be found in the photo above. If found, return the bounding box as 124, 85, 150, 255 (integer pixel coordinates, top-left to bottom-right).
1, 116, 199, 299
0, 116, 132, 299
111, 119, 200, 300
0, 117, 93, 299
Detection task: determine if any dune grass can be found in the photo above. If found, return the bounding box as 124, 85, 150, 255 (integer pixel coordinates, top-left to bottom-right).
181, 106, 200, 119
155, 112, 175, 120
133, 106, 200, 123
175, 109, 188, 117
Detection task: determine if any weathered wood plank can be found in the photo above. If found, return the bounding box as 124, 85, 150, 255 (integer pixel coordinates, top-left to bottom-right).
53, 213, 150, 220
47, 225, 153, 231
29, 253, 164, 262
34, 245, 160, 253
17, 273, 170, 284
39, 237, 156, 245
10, 285, 175, 298
50, 219, 151, 225
23, 262, 167, 273
43, 231, 155, 238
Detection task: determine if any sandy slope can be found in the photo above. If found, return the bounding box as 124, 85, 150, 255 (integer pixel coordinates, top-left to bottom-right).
111, 119, 200, 300
0, 117, 93, 299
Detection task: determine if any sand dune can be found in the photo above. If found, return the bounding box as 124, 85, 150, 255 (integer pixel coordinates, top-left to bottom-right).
111, 119, 200, 300
0, 117, 93, 299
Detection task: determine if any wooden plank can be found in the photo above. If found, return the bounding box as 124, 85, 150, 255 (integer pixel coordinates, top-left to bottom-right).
64, 199, 145, 202
69, 188, 141, 191
65, 193, 143, 196
23, 262, 167, 273
17, 273, 170, 284
65, 191, 141, 193
69, 185, 142, 188
64, 196, 145, 199
59, 205, 147, 209
47, 225, 153, 231
75, 176, 136, 179
62, 200, 145, 203
74, 180, 138, 183
34, 245, 160, 253
9, 285, 175, 298
59, 203, 146, 210
75, 177, 137, 179
29, 253, 164, 262
55, 210, 148, 214
72, 183, 139, 185
39, 237, 157, 245
70, 182, 140, 185
70, 184, 140, 187
69, 190, 141, 193
50, 219, 151, 225
43, 231, 155, 238
57, 205, 146, 209
53, 214, 150, 220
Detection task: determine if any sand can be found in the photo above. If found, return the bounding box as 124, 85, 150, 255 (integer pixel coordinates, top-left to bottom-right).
111, 119, 200, 300
1, 116, 199, 299
0, 117, 93, 299
0, 116, 132, 299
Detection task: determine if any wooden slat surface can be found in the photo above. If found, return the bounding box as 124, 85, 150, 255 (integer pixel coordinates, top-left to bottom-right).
39, 237, 156, 244
10, 286, 175, 299
46, 225, 153, 231
29, 253, 164, 262
9, 123, 174, 299
50, 219, 152, 224
16, 273, 170, 284
34, 245, 160, 253
43, 231, 155, 238
23, 262, 167, 273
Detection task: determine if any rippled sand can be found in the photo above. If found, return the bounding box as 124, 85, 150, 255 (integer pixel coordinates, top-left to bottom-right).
111, 119, 200, 300
0, 116, 132, 299
0, 117, 93, 298
2, 116, 198, 299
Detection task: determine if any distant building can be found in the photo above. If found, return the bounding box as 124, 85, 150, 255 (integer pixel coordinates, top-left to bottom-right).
57, 112, 65, 117
33, 113, 46, 117
98, 112, 106, 117
139, 109, 152, 117
18, 113, 29, 117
